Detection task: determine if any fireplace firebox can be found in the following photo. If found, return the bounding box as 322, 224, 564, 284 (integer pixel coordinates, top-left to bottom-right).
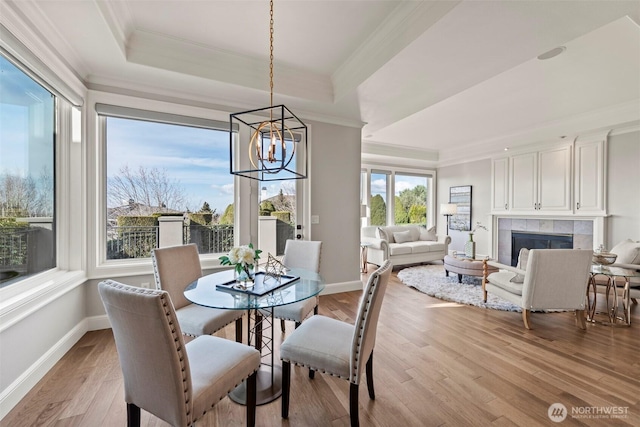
511, 232, 573, 266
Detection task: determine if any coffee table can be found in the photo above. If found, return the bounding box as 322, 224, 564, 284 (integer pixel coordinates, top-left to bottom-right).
444, 253, 497, 283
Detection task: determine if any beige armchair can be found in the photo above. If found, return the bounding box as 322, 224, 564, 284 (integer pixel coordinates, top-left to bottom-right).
280, 260, 392, 427
152, 244, 244, 341
98, 280, 260, 427
482, 249, 593, 330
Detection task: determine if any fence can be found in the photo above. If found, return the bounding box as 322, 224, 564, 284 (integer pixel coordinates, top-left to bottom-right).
107, 226, 159, 259
184, 224, 234, 254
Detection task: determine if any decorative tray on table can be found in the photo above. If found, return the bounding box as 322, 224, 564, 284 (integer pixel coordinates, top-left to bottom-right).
216, 272, 299, 296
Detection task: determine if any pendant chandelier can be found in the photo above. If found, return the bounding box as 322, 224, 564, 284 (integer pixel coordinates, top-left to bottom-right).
230, 0, 308, 181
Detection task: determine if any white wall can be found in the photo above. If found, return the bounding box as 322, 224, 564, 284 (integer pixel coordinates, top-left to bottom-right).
307, 120, 363, 286
607, 130, 640, 246
437, 159, 492, 255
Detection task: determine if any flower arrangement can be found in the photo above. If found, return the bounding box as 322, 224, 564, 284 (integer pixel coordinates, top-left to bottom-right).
219, 243, 262, 281
470, 222, 488, 235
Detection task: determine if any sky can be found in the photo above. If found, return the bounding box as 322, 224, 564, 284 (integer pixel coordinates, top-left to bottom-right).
106, 117, 293, 213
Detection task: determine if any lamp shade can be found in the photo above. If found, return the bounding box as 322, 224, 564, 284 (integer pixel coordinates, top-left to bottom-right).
441, 203, 458, 215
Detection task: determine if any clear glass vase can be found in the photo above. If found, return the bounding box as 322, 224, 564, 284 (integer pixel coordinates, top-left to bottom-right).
234, 263, 256, 289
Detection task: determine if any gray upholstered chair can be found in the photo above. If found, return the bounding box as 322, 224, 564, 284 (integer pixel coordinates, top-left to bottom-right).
152, 244, 244, 341
98, 280, 260, 427
280, 260, 392, 427
272, 240, 322, 332
482, 249, 593, 329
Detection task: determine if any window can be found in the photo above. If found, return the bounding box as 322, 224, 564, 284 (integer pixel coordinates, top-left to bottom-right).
369, 171, 389, 226
0, 54, 56, 286
394, 174, 429, 226
99, 105, 235, 260
362, 167, 435, 228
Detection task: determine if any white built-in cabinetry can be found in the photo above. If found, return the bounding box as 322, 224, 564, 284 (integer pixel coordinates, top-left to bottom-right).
574, 139, 607, 214
491, 137, 607, 216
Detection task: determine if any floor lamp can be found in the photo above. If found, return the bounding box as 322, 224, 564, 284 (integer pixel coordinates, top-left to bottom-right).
441, 203, 458, 235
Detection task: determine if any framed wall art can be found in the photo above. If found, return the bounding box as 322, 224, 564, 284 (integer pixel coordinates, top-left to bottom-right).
449, 185, 471, 231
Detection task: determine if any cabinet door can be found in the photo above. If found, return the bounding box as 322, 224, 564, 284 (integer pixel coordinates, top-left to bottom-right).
510, 152, 537, 211
575, 140, 605, 213
491, 158, 509, 212
538, 145, 572, 211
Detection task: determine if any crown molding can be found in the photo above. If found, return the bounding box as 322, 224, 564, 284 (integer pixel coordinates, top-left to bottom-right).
94, 0, 135, 58
332, 0, 460, 101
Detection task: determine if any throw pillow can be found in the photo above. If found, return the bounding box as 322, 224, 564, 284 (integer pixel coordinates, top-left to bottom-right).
376, 227, 389, 242
609, 239, 640, 264
419, 226, 437, 241
393, 230, 414, 244
510, 248, 530, 283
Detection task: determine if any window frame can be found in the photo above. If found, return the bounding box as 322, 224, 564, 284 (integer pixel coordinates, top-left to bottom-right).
361, 164, 436, 229
87, 91, 255, 278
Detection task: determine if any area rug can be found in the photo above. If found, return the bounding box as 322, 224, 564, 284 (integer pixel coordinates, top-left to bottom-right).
397, 264, 521, 312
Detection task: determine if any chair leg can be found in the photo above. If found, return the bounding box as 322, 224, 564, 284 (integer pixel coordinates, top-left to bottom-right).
235, 317, 243, 343
522, 309, 531, 330
366, 353, 375, 399
349, 383, 360, 427
309, 368, 315, 379
280, 319, 286, 333
314, 305, 319, 315
575, 309, 587, 330
127, 403, 140, 427
632, 298, 638, 304
482, 279, 488, 303
294, 321, 301, 329
282, 361, 291, 419
246, 371, 257, 427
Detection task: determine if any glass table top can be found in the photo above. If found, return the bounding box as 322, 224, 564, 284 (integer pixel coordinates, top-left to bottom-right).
184, 267, 325, 310
590, 264, 640, 278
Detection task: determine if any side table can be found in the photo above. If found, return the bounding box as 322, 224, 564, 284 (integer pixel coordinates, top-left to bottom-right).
587, 265, 640, 326
360, 242, 372, 273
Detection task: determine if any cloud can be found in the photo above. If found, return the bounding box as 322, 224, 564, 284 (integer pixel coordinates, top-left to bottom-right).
370, 178, 387, 194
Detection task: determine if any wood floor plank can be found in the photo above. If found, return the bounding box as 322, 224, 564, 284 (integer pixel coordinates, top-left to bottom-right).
3, 267, 640, 426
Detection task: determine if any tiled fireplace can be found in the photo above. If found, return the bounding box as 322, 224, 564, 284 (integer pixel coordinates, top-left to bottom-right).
495, 217, 597, 265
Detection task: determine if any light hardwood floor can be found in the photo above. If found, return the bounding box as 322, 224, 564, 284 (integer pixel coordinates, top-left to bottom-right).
3, 267, 639, 426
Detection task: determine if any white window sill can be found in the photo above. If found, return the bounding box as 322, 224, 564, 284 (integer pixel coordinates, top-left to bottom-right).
0, 269, 86, 333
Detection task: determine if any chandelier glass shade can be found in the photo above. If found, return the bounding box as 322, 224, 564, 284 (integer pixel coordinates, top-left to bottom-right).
229, 0, 308, 181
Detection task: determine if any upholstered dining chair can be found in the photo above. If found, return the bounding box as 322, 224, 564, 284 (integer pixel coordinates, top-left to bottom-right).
152, 244, 244, 342
482, 249, 593, 329
280, 260, 392, 427
272, 239, 322, 333
98, 280, 260, 427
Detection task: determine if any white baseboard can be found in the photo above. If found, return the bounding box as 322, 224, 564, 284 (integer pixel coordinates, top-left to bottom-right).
321, 280, 363, 295
0, 319, 88, 421
86, 314, 111, 331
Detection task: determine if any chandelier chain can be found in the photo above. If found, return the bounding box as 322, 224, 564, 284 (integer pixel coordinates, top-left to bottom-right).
269, 0, 274, 107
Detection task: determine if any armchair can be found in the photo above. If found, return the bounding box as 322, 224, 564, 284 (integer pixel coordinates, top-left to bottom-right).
482, 249, 593, 329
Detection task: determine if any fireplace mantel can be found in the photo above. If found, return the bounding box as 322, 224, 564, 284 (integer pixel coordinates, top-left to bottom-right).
489, 215, 605, 264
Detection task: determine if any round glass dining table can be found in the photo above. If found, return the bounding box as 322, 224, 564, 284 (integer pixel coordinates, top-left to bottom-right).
184, 267, 325, 405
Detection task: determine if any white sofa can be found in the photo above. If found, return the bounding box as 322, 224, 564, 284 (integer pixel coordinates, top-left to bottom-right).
361, 225, 451, 268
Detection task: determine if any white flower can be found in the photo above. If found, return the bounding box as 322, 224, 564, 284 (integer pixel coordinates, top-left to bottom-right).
471, 222, 488, 234
237, 245, 256, 265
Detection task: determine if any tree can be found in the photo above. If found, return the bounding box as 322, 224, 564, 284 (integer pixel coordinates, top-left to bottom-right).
394, 195, 408, 224
408, 205, 426, 224
398, 185, 427, 212
107, 165, 187, 212
219, 203, 234, 225
199, 202, 212, 213
0, 169, 52, 217
370, 194, 386, 226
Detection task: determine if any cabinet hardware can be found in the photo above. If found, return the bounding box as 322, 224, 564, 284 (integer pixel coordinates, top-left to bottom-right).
576, 202, 580, 210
